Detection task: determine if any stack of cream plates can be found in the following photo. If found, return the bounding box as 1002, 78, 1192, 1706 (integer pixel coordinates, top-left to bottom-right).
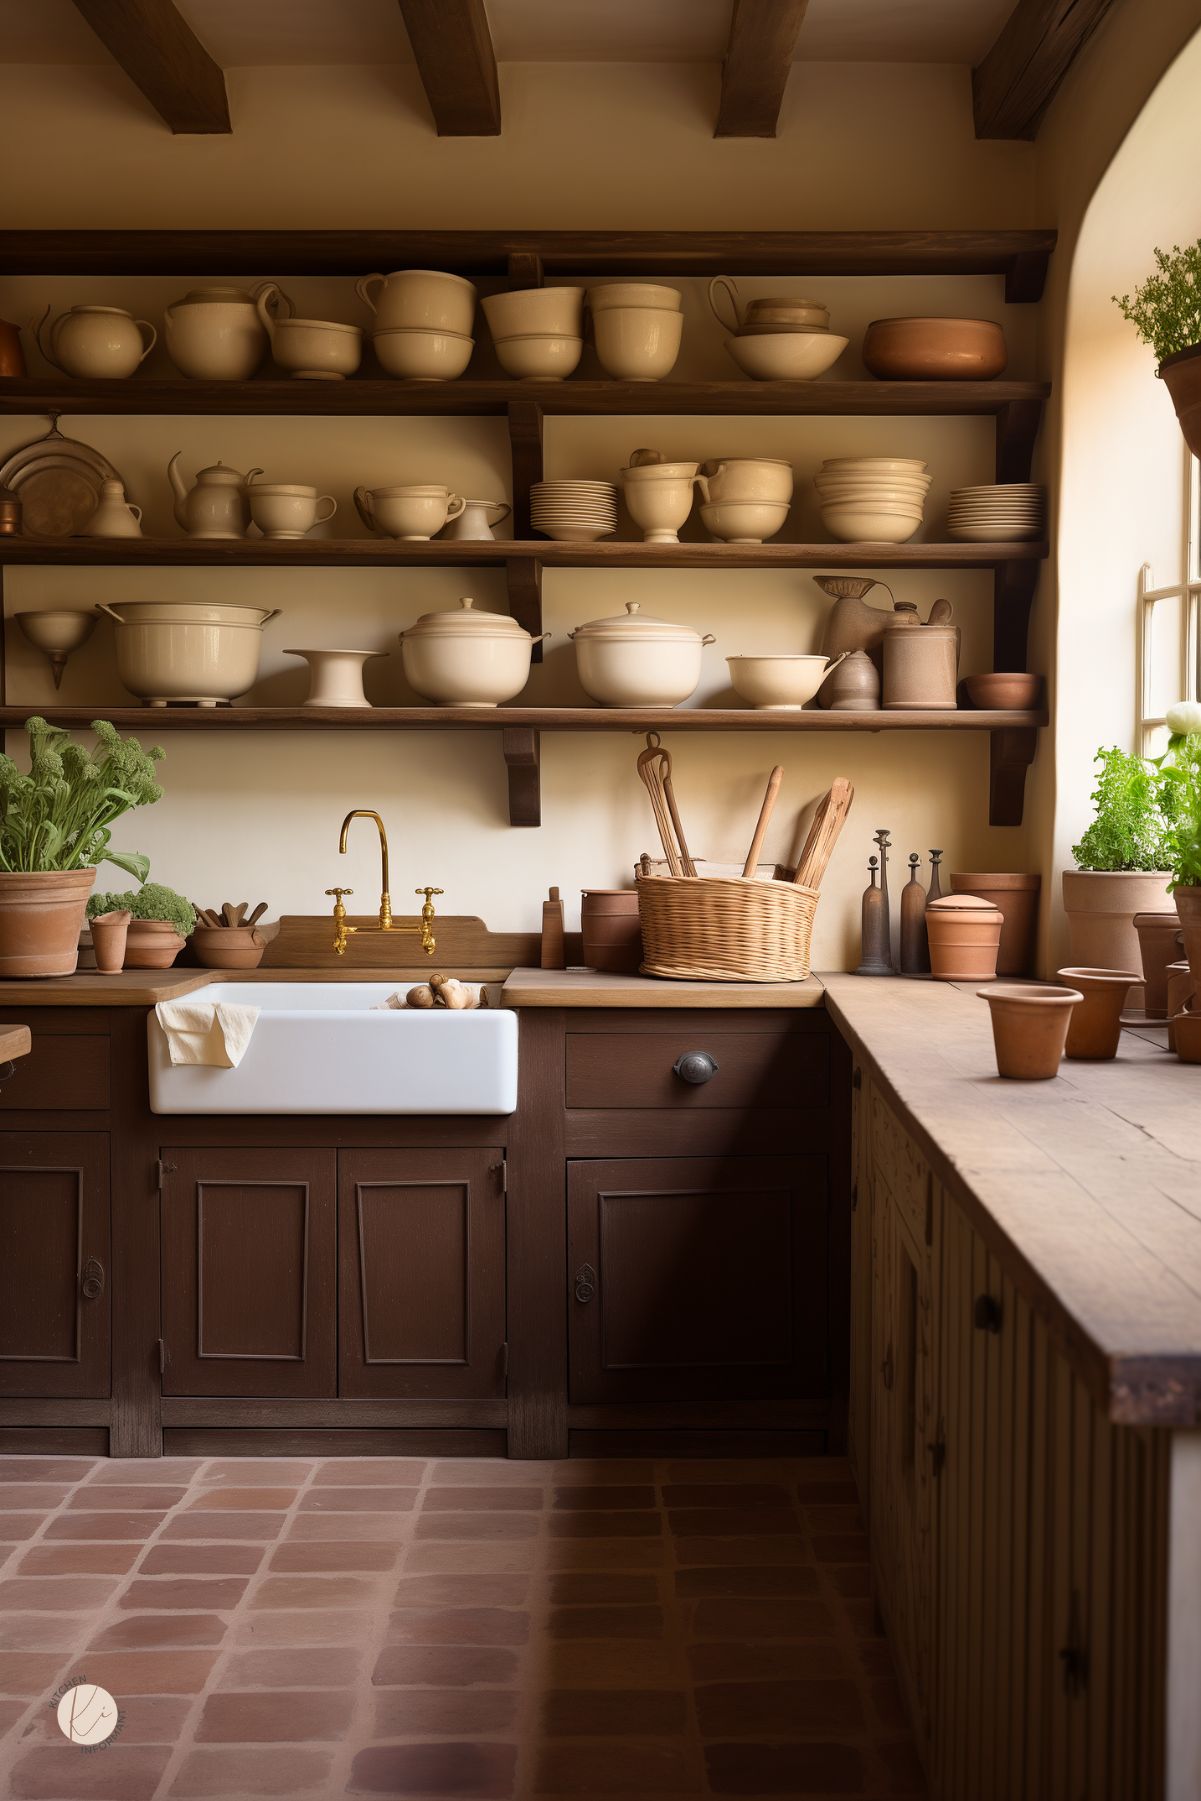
531, 480, 618, 543
946, 484, 1045, 542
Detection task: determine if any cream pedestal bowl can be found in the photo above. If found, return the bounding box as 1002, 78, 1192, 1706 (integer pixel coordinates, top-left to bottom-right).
285, 648, 386, 708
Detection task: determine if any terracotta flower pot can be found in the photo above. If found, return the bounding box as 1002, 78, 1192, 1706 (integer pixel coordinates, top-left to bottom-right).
1174, 884, 1201, 993
1174, 1010, 1201, 1064
123, 919, 185, 970
89, 908, 131, 974
1160, 342, 1201, 460
1132, 910, 1183, 1017
1061, 869, 1172, 976
926, 894, 1003, 981
1056, 966, 1139, 1060
978, 983, 1083, 1080
190, 925, 266, 970
950, 872, 1040, 976
0, 868, 96, 977
1166, 962, 1197, 1052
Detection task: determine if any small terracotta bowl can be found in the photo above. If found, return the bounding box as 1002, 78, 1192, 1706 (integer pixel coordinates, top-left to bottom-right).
862, 316, 1007, 381
123, 920, 186, 970
978, 983, 1083, 1079
963, 673, 1044, 711
191, 925, 267, 970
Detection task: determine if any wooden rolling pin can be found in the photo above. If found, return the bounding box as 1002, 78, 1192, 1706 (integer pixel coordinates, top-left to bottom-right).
743, 766, 784, 877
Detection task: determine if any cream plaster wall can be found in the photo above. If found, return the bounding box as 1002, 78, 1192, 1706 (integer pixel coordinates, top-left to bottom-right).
0, 57, 1043, 955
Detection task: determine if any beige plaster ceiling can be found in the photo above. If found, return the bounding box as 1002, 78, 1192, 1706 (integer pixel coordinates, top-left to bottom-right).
0, 0, 1020, 68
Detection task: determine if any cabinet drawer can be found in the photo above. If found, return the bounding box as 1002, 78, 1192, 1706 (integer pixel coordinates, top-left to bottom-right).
0, 1035, 109, 1112
565, 1025, 828, 1110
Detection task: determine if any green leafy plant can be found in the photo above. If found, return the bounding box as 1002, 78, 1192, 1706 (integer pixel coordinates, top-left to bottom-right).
0, 717, 162, 879
1114, 241, 1201, 365
1071, 745, 1176, 871
1159, 703, 1201, 890
87, 882, 196, 936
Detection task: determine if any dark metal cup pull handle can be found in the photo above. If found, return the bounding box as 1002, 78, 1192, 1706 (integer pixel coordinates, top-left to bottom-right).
81, 1257, 105, 1300
0, 1060, 16, 1087
973, 1294, 1003, 1334
673, 1051, 719, 1085
574, 1263, 597, 1304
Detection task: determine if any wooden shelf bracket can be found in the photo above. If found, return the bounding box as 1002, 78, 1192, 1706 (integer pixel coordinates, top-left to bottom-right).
505, 557, 543, 663
502, 726, 541, 828
992, 555, 1040, 674
988, 725, 1039, 827
507, 400, 544, 542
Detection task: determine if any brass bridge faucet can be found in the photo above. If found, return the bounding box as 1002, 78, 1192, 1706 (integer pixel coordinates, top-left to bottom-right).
329, 809, 442, 957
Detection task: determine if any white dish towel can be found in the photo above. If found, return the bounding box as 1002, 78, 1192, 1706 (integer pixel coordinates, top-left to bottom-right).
154, 1000, 261, 1069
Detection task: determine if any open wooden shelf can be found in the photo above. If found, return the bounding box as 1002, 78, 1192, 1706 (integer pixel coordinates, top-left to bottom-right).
0, 537, 1048, 570
0, 378, 1051, 419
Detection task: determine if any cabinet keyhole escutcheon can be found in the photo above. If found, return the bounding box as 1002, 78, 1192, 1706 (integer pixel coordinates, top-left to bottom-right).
574, 1263, 597, 1304
81, 1257, 105, 1300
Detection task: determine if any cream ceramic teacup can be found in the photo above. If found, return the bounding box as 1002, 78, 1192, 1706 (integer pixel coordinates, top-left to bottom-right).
587, 283, 682, 313
620, 473, 696, 544
482, 286, 585, 341
696, 457, 795, 506
356, 270, 477, 335
249, 484, 337, 539
355, 484, 466, 540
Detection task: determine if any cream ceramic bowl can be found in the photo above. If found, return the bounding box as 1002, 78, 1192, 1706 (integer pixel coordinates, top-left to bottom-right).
373, 327, 474, 380
725, 331, 848, 381
97, 599, 278, 706
587, 283, 681, 313
355, 270, 476, 335
815, 482, 931, 504
249, 485, 337, 539
400, 597, 543, 708
700, 500, 790, 543
820, 456, 928, 475
620, 474, 696, 543
621, 458, 699, 482
354, 485, 466, 540
821, 506, 923, 544
482, 287, 585, 340
696, 458, 794, 505
493, 332, 583, 380
264, 316, 363, 380
727, 653, 845, 710
593, 307, 683, 381
570, 602, 714, 708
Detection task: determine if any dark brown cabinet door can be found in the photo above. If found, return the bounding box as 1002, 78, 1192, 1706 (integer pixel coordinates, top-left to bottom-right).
568, 1155, 828, 1404
339, 1148, 506, 1399
0, 1133, 110, 1398
161, 1148, 336, 1397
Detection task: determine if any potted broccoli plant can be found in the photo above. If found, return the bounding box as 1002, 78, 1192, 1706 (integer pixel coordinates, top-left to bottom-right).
0, 717, 162, 978
1063, 745, 1174, 972
1115, 241, 1201, 457
87, 882, 196, 970
1160, 701, 1201, 992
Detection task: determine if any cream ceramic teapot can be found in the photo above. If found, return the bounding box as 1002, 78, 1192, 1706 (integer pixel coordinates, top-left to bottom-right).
168, 454, 262, 540
163, 285, 272, 381
36, 304, 157, 379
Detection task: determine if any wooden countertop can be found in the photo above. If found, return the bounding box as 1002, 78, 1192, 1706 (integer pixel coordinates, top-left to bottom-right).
823, 974, 1201, 1429
500, 967, 826, 1008
0, 969, 216, 1007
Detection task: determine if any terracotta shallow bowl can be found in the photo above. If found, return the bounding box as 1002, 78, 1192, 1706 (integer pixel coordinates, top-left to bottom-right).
964, 672, 1043, 710
863, 316, 1007, 381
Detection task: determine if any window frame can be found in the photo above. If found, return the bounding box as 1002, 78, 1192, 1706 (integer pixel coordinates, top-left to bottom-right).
1137, 446, 1200, 754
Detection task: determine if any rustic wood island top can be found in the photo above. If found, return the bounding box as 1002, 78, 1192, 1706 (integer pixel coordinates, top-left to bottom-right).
823, 975, 1201, 1427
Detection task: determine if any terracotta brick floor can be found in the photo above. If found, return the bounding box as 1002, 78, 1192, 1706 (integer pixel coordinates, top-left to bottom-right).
0, 1453, 925, 1800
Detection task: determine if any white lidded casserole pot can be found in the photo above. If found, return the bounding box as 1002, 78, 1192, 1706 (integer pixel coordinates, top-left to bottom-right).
400, 596, 545, 708
569, 602, 714, 708
97, 600, 278, 707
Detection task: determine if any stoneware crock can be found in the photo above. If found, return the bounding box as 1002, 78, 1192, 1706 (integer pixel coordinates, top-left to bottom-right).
978, 983, 1083, 1080
926, 893, 1003, 981
1132, 910, 1184, 1017
581, 890, 643, 973
950, 873, 1041, 977
1057, 967, 1140, 1060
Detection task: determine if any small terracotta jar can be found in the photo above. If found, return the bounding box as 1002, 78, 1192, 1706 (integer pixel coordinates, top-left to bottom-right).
123, 920, 185, 970
1132, 910, 1183, 1018
1057, 966, 1139, 1060
89, 909, 131, 974
979, 983, 1083, 1079
581, 889, 643, 973
950, 873, 1040, 976
926, 893, 1003, 981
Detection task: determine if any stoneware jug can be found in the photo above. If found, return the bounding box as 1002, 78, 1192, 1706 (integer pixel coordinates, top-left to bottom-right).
36, 304, 156, 379
168, 454, 262, 540
87, 478, 143, 538
882, 600, 960, 710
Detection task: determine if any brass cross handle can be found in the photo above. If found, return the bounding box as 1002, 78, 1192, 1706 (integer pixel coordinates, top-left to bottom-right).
414, 887, 443, 957
326, 887, 357, 956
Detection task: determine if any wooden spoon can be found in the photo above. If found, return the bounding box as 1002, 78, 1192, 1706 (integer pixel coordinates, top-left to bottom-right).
794, 778, 855, 890
246, 902, 268, 927
742, 766, 784, 878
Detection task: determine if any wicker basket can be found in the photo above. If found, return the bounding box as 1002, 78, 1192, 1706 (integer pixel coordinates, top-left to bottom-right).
635, 872, 819, 982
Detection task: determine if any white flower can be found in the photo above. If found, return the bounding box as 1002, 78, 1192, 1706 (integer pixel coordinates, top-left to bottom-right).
1166, 700, 1201, 735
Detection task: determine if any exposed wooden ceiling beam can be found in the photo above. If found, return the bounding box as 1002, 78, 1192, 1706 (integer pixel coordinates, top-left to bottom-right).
396, 0, 501, 136
715, 0, 810, 138
70, 0, 230, 134
973, 0, 1117, 139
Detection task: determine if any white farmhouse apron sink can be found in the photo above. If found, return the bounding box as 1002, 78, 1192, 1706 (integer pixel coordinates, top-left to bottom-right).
147, 982, 518, 1115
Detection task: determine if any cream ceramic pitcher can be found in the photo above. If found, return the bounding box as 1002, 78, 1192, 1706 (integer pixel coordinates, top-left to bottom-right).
36, 304, 156, 379
168, 455, 262, 539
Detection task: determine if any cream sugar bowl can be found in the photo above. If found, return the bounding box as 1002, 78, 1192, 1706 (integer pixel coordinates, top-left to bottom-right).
355, 484, 466, 540
248, 481, 337, 540
36, 304, 156, 379
163, 285, 271, 381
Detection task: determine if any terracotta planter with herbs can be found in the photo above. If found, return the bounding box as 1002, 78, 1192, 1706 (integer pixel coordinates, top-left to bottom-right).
1062, 870, 1172, 975
1160, 345, 1201, 459
0, 869, 96, 977
123, 921, 186, 970
979, 983, 1082, 1080
1116, 243, 1201, 456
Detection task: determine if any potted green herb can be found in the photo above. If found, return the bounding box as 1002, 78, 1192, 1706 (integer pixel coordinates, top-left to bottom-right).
1160, 702, 1201, 993
87, 882, 196, 970
0, 717, 161, 978
1063, 745, 1174, 971
1115, 241, 1201, 456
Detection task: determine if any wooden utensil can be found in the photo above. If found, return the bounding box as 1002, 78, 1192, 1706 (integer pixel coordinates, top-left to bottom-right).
636, 733, 696, 877
246, 902, 268, 927
742, 765, 784, 878
795, 778, 855, 890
